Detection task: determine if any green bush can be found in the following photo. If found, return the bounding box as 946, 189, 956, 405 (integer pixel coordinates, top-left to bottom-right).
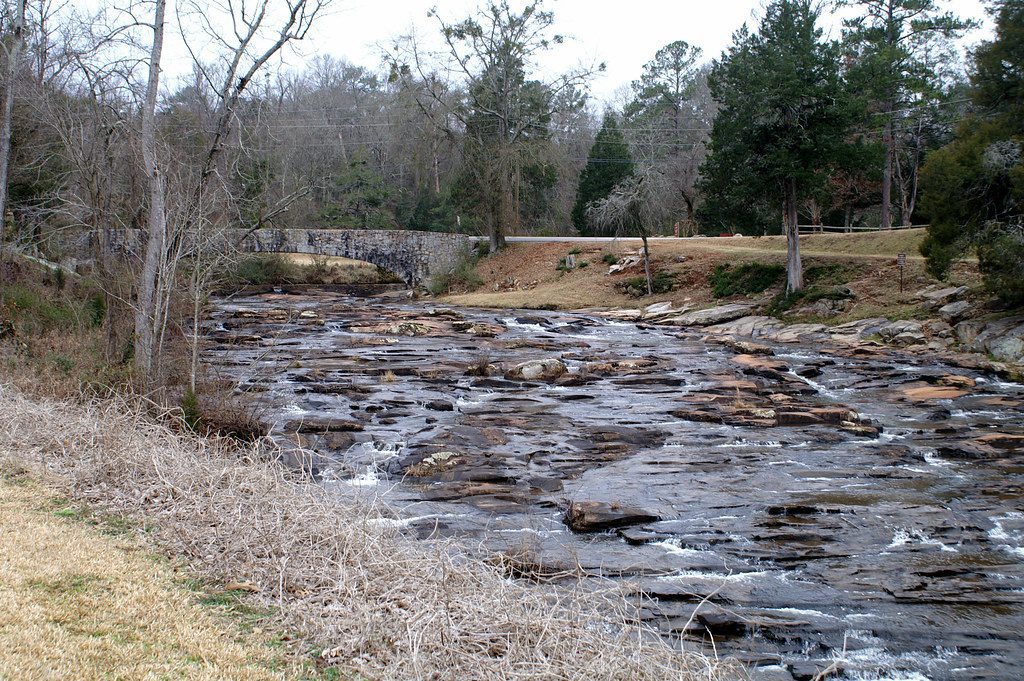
977, 225, 1024, 307
601, 253, 619, 265
767, 285, 854, 316
226, 254, 297, 286
85, 294, 106, 328
181, 388, 201, 431
1, 284, 78, 333
805, 263, 851, 285
51, 354, 75, 375
427, 248, 483, 295
620, 270, 675, 297
709, 262, 785, 297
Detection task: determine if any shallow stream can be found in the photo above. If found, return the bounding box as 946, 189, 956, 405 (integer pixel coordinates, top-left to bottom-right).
205, 290, 1024, 681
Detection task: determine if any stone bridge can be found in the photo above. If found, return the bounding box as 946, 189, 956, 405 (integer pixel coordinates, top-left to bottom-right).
239, 228, 475, 286
89, 228, 476, 287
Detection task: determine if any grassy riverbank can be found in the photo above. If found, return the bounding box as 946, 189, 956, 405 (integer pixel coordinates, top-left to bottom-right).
0, 473, 314, 680
444, 229, 984, 321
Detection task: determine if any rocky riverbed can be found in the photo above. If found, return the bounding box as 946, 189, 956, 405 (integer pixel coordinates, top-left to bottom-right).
204, 289, 1024, 681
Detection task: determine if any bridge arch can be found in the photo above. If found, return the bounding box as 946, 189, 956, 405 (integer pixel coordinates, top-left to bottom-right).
241, 228, 473, 287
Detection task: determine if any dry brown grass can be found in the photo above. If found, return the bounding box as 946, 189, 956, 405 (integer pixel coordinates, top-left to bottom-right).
0, 385, 738, 681
0, 474, 297, 680
445, 230, 982, 316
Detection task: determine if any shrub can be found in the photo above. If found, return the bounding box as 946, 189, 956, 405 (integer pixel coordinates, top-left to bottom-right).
85, 294, 106, 328
977, 224, 1024, 307
619, 270, 675, 297
226, 254, 297, 287
804, 263, 850, 285
767, 285, 854, 316
601, 253, 619, 265
709, 262, 785, 298
51, 354, 75, 375
181, 388, 201, 431
427, 247, 483, 295
1, 284, 78, 334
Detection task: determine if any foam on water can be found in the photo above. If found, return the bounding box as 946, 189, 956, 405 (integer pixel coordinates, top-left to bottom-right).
345, 465, 381, 486
651, 538, 713, 557
887, 528, 958, 553
657, 570, 772, 583
989, 512, 1024, 557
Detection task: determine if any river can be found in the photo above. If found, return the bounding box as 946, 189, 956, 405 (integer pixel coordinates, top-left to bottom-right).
205, 289, 1024, 681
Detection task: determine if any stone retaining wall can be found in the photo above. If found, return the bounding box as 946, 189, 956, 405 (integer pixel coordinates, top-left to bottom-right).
69, 228, 475, 287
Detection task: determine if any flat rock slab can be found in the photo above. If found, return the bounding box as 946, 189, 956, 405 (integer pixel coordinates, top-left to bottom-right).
902, 385, 969, 401
667, 304, 755, 327
564, 500, 661, 532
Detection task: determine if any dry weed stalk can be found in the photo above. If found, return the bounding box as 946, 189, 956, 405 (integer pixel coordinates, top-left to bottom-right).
0, 385, 738, 680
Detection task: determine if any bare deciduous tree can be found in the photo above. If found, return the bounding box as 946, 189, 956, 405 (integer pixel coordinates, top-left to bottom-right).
395, 0, 599, 251
0, 0, 26, 237
134, 0, 330, 382
586, 167, 673, 296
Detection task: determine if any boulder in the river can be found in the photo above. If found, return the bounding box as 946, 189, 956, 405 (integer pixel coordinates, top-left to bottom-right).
706, 315, 785, 338
733, 354, 790, 380
451, 320, 505, 336
665, 303, 754, 327
938, 300, 971, 323
919, 285, 968, 310
406, 450, 462, 477
879, 319, 923, 342
505, 358, 568, 381
564, 500, 661, 532
796, 297, 849, 317
937, 374, 976, 389
956, 315, 1024, 363
718, 337, 775, 356
282, 417, 364, 433
584, 357, 659, 375
901, 384, 969, 401
775, 408, 857, 428
941, 433, 1024, 459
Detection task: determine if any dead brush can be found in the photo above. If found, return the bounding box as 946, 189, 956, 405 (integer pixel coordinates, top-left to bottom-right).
0, 385, 738, 681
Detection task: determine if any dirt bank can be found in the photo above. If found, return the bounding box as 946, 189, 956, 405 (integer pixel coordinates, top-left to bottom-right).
444, 229, 980, 323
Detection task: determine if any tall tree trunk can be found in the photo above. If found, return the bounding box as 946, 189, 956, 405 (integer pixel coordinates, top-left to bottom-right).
784, 178, 803, 293
0, 0, 26, 238
641, 234, 653, 296
880, 114, 894, 230
488, 190, 502, 253
432, 143, 441, 195
682, 192, 694, 223
134, 0, 168, 378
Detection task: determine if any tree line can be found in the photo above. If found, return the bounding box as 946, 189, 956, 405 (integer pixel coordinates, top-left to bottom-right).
0, 0, 1021, 381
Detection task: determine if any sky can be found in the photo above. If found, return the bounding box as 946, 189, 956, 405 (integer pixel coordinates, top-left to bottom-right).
285, 0, 994, 104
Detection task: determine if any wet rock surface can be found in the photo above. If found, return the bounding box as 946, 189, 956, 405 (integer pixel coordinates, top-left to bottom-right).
205, 290, 1024, 680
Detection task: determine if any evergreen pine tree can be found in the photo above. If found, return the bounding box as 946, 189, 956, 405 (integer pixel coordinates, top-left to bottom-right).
698, 0, 855, 292
571, 115, 633, 235
920, 0, 1024, 304
841, 0, 973, 228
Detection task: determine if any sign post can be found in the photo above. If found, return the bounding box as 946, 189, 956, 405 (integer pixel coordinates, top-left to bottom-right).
897, 252, 907, 293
